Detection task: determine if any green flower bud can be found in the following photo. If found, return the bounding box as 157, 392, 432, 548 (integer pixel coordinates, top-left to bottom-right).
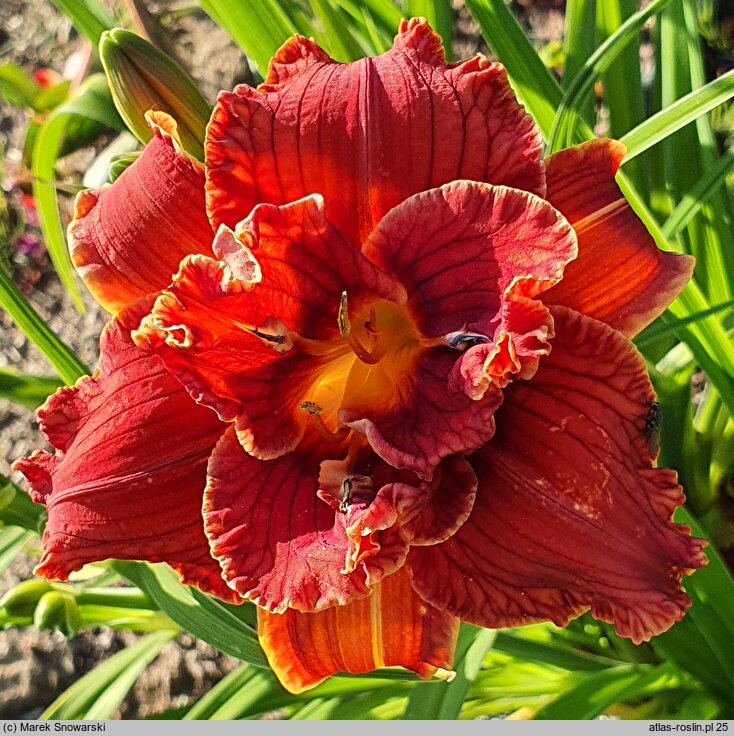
33, 591, 81, 636
0, 579, 53, 617
99, 29, 211, 160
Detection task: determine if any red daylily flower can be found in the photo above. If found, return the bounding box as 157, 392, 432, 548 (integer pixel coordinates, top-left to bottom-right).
14, 20, 706, 693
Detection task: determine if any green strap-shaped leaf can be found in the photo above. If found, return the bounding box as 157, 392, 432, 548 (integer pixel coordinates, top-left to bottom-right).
0, 476, 47, 532
635, 300, 734, 348
185, 665, 283, 720
492, 631, 622, 672
0, 367, 63, 410
199, 0, 301, 77
621, 68, 734, 161
661, 150, 734, 239
0, 527, 34, 576
41, 630, 176, 720
113, 560, 268, 667
48, 0, 115, 47
548, 0, 672, 152
32, 74, 125, 312
402, 624, 495, 719
0, 271, 87, 384
309, 0, 366, 61
653, 507, 734, 698
463, 0, 562, 140
534, 663, 681, 719
0, 64, 42, 108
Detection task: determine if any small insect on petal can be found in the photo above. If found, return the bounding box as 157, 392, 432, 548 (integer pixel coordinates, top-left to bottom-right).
644, 400, 662, 457
299, 401, 323, 415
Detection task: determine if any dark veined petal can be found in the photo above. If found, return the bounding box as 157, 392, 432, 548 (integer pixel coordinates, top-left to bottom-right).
257, 568, 459, 693
363, 180, 577, 339
13, 301, 236, 602
68, 112, 214, 314
206, 18, 544, 245
203, 426, 477, 613
408, 307, 706, 644
133, 195, 402, 461
540, 139, 694, 336
340, 348, 502, 480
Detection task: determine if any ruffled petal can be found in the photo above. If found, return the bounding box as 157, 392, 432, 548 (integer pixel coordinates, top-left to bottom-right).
12, 303, 235, 601
540, 140, 694, 336
408, 307, 706, 644
363, 180, 576, 338
68, 112, 215, 314
206, 18, 544, 245
340, 348, 501, 480
257, 567, 459, 693
204, 428, 406, 613
133, 195, 402, 460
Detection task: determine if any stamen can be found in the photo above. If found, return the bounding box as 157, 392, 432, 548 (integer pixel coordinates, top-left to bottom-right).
364, 306, 377, 335
339, 478, 353, 513
348, 332, 385, 364
301, 407, 350, 444
338, 290, 351, 341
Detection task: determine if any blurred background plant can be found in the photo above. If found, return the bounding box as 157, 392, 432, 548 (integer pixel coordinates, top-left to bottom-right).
2, 0, 734, 720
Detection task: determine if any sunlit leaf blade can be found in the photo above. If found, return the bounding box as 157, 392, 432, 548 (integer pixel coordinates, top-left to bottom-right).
0, 269, 88, 384
561, 0, 596, 93
32, 74, 125, 312
112, 561, 268, 667
653, 507, 734, 699
344, 0, 403, 33
48, 0, 115, 47
661, 149, 734, 239
0, 64, 41, 108
41, 631, 176, 720
402, 625, 495, 719
0, 367, 63, 410
548, 0, 672, 152
621, 69, 734, 161
492, 631, 622, 672
635, 301, 734, 348
309, 0, 366, 61
464, 0, 562, 140
533, 663, 680, 719
0, 476, 47, 532
0, 527, 34, 576
199, 0, 299, 77
184, 665, 283, 721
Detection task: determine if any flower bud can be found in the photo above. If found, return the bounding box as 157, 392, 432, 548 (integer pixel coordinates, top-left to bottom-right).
34, 591, 81, 635
0, 579, 53, 617
99, 29, 211, 160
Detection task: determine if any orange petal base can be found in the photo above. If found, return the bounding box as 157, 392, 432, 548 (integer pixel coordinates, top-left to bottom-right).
257, 568, 459, 693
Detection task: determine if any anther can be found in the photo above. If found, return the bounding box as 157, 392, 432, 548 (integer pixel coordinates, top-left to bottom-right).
338, 291, 351, 341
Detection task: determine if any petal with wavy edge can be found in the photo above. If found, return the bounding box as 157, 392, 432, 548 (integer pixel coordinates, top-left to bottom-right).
12, 302, 236, 602
363, 180, 576, 337
68, 112, 214, 315
257, 567, 459, 693
340, 348, 501, 480
203, 427, 408, 613
408, 307, 706, 644
133, 195, 402, 460
540, 139, 694, 337
206, 18, 544, 245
